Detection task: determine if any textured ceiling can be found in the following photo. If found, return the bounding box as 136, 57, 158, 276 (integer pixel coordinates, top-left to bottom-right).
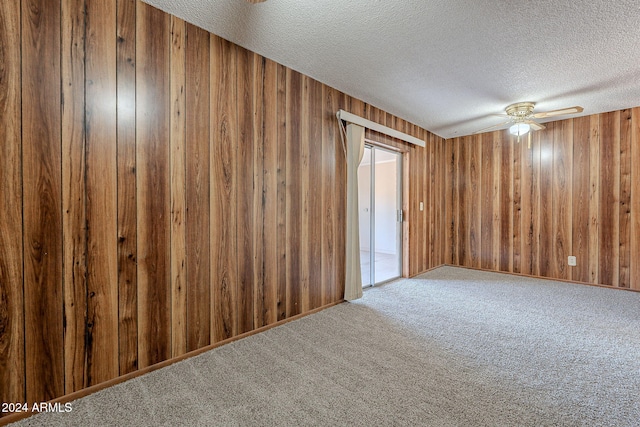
143, 0, 640, 139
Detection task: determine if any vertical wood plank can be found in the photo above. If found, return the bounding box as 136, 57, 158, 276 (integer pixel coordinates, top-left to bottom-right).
530, 129, 542, 277
551, 119, 572, 280
419, 128, 426, 273
85, 0, 119, 385
457, 138, 468, 266
416, 137, 424, 274
285, 69, 302, 317
539, 125, 554, 278
500, 131, 513, 272
408, 142, 419, 275
429, 133, 437, 270
445, 138, 455, 264
429, 135, 446, 268
480, 133, 493, 270
299, 75, 310, 312
520, 133, 534, 276
492, 132, 502, 270
0, 0, 25, 406
424, 133, 431, 271
185, 23, 211, 351
22, 0, 64, 403
631, 107, 640, 290
512, 135, 522, 274
210, 36, 238, 341
619, 109, 632, 288
169, 15, 187, 357
116, 0, 138, 376
236, 46, 255, 334
402, 147, 411, 276
572, 116, 591, 282
261, 58, 279, 324
61, 0, 87, 393
308, 78, 323, 309
588, 115, 600, 284
598, 111, 620, 286
136, 2, 171, 367
251, 53, 265, 328
320, 85, 336, 305
276, 63, 288, 319
469, 135, 481, 268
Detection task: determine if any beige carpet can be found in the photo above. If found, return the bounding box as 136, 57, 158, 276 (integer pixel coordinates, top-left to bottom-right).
12, 266, 640, 426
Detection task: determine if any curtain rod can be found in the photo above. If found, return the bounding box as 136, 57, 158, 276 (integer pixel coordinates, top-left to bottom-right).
336, 109, 425, 148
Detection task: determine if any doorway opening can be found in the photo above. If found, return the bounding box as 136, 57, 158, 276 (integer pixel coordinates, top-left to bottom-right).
358, 145, 403, 287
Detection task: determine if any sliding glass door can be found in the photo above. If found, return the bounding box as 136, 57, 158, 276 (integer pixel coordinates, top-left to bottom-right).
358, 145, 402, 287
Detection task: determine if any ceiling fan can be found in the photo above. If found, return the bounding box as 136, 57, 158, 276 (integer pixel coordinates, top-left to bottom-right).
473, 102, 584, 138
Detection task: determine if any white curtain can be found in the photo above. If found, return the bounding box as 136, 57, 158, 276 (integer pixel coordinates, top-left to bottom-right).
344, 123, 365, 301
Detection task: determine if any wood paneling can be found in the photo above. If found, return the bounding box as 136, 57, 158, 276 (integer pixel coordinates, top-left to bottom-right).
251, 53, 265, 329
469, 135, 481, 268
237, 46, 255, 335
631, 108, 640, 290
22, 0, 64, 403
0, 0, 25, 405
169, 15, 187, 358
261, 58, 279, 325
136, 2, 171, 368
85, 0, 119, 385
285, 69, 302, 317
500, 130, 513, 272
588, 115, 600, 283
619, 109, 632, 288
116, 0, 138, 376
480, 134, 493, 270
572, 116, 591, 283
61, 0, 87, 394
551, 120, 572, 280
308, 78, 323, 310
320, 85, 336, 307
210, 36, 238, 342
2, 0, 446, 412
598, 112, 620, 287
185, 23, 211, 351
512, 137, 522, 273
446, 108, 640, 289
276, 63, 288, 321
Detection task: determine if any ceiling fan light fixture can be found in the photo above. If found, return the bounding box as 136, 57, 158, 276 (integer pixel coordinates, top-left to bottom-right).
509, 123, 530, 136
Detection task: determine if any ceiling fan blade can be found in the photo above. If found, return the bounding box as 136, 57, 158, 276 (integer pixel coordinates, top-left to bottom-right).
531, 106, 584, 119
524, 120, 545, 131
472, 121, 513, 134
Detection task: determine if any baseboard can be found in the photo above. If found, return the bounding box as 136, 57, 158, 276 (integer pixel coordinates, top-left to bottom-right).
442, 264, 640, 293
407, 264, 447, 278
0, 300, 344, 426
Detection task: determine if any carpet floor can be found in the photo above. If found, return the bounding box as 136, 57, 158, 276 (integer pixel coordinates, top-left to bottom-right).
11, 266, 640, 426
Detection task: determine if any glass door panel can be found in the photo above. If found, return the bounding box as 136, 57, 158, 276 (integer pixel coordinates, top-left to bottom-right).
358, 147, 372, 287
358, 145, 402, 288
374, 150, 401, 283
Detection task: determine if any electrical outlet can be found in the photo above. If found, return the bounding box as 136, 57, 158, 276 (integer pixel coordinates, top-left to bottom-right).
568, 256, 577, 266
419, 202, 424, 211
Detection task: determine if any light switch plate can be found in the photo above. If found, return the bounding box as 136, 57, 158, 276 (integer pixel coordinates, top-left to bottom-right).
419, 202, 424, 211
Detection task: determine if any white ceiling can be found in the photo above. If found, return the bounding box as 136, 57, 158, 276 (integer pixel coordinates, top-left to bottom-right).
143, 0, 640, 139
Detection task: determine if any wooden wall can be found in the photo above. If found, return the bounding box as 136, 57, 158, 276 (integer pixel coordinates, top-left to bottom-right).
0, 0, 443, 409
445, 108, 640, 290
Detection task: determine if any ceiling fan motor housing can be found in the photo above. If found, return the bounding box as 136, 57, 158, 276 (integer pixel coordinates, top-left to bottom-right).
506, 102, 535, 121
